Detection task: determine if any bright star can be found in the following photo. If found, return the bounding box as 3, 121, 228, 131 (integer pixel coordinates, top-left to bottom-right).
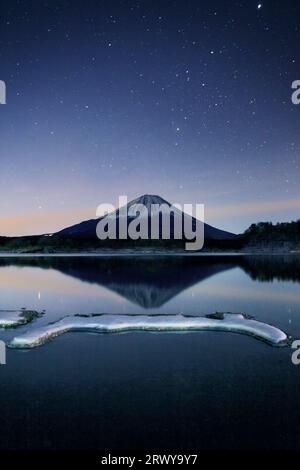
257, 3, 262, 9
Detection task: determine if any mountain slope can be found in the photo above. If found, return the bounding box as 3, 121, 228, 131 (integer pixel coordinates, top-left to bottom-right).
57, 194, 237, 241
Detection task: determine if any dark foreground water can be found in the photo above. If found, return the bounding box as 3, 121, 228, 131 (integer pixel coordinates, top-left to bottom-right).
0, 255, 300, 450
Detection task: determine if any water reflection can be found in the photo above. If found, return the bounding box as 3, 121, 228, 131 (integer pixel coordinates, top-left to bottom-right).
0, 254, 299, 451
0, 255, 299, 309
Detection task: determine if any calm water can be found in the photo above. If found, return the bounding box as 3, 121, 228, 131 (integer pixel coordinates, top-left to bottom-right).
0, 255, 300, 450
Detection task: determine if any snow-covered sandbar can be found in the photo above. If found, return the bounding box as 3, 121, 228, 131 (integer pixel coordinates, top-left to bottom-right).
0, 309, 44, 328
8, 312, 290, 348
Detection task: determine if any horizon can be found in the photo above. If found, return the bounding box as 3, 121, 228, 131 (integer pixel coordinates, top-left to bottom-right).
1, 191, 300, 238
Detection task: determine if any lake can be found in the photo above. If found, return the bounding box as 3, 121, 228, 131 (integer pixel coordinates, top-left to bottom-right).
0, 254, 300, 450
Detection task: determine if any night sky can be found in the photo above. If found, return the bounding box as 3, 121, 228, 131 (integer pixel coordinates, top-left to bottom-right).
0, 0, 299, 236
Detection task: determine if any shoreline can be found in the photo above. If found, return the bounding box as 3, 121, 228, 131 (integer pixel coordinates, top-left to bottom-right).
0, 251, 299, 257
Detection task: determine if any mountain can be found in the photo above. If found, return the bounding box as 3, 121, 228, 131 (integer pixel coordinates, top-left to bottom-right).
57, 194, 236, 242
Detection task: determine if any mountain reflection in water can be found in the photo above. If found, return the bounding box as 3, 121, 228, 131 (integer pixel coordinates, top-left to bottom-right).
0, 255, 299, 309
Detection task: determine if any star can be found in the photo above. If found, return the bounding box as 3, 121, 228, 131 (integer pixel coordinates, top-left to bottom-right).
257, 4, 262, 9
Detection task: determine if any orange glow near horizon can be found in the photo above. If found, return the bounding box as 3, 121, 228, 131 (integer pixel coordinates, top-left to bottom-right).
0, 208, 95, 237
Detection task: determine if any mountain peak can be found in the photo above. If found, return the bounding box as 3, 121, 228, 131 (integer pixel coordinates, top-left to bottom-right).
130, 194, 170, 208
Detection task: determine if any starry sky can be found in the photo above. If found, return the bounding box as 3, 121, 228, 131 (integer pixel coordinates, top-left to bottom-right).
0, 0, 299, 236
